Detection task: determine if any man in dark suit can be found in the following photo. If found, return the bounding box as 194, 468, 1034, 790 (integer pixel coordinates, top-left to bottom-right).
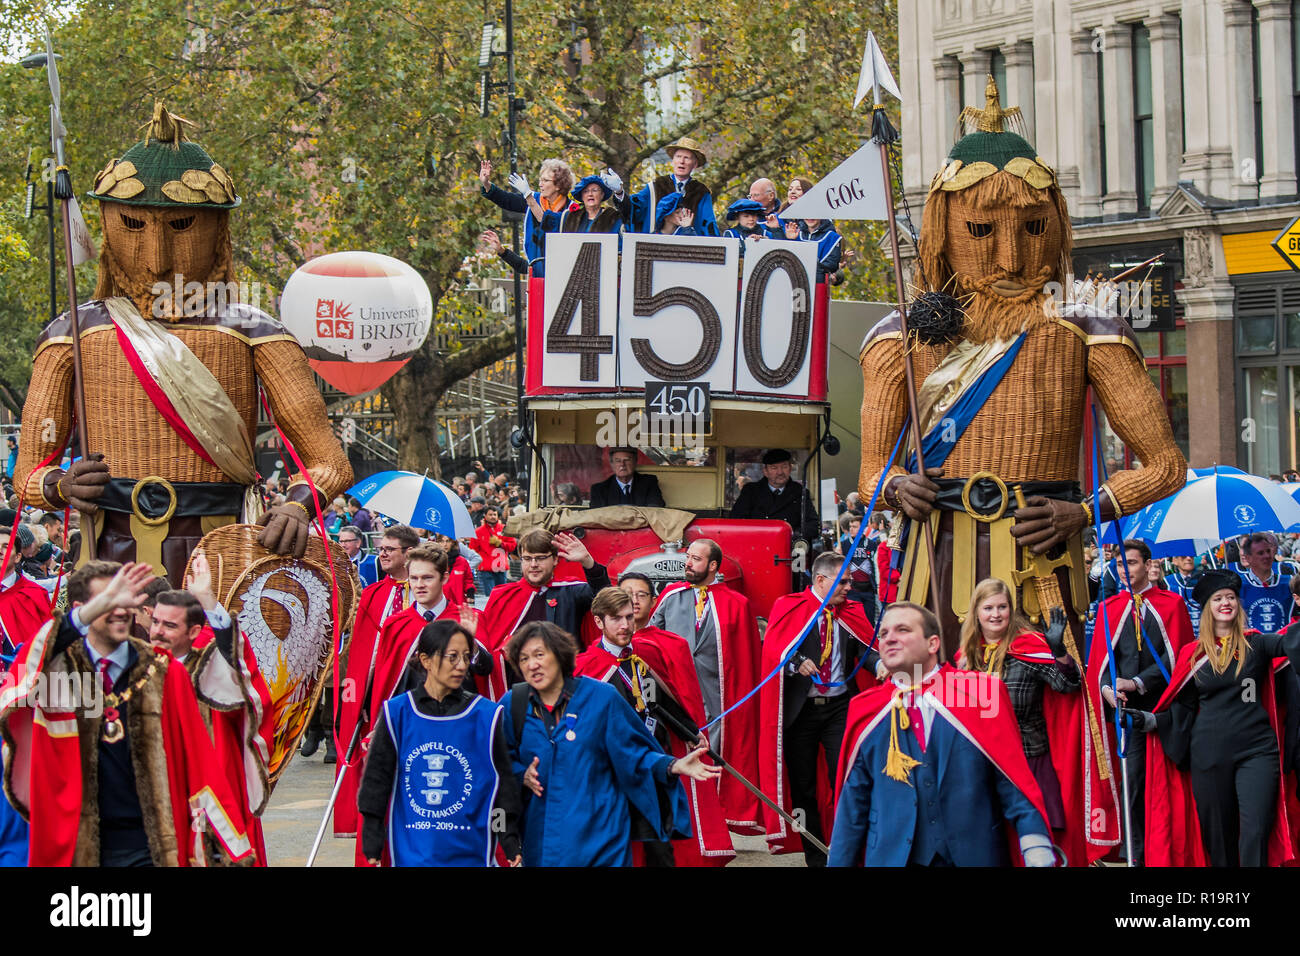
829, 602, 1054, 867
729, 448, 819, 540
589, 447, 666, 508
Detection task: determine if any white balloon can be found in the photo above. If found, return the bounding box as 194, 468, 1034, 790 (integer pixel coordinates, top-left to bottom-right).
280, 251, 433, 366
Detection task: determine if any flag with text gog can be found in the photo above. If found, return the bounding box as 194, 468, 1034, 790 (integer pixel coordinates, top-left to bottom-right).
782, 31, 899, 223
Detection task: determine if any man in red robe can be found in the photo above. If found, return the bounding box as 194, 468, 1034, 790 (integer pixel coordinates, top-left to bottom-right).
477, 528, 610, 697
0, 521, 51, 658
0, 561, 252, 866
1087, 538, 1193, 864
649, 538, 762, 832
760, 551, 877, 864
148, 551, 274, 865
576, 585, 734, 867
334, 523, 418, 841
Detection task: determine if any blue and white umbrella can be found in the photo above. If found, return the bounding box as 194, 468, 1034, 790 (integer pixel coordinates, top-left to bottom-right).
1125, 472, 1300, 549
346, 470, 475, 538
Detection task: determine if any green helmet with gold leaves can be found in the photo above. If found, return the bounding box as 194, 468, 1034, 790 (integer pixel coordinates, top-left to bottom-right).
88, 102, 239, 209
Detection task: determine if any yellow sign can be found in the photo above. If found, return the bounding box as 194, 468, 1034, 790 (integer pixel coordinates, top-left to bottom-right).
1271, 217, 1300, 273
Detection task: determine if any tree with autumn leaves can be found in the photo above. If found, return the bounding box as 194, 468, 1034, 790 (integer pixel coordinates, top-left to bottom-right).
0, 0, 896, 474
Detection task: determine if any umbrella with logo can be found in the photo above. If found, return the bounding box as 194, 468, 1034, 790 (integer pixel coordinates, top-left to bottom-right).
1122, 472, 1300, 556
345, 470, 475, 538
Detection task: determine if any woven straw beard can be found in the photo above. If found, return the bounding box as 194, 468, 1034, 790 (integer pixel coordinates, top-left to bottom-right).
919, 171, 1072, 343
94, 203, 234, 320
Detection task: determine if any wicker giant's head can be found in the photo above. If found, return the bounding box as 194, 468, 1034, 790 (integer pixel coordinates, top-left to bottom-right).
917, 77, 1072, 341
88, 103, 239, 320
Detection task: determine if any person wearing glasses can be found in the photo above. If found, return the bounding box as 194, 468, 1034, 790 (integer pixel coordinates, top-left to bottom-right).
477, 529, 610, 696
358, 620, 522, 866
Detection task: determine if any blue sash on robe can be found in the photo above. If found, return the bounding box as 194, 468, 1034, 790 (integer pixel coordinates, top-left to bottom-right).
905, 331, 1028, 473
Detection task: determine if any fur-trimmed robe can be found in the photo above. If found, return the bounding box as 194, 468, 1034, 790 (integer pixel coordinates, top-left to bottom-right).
0, 623, 253, 866
183, 625, 274, 865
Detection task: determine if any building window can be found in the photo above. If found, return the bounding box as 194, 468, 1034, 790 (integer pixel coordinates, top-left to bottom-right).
1293, 0, 1300, 171
1133, 24, 1154, 211
957, 58, 965, 112
1097, 48, 1108, 196
1235, 282, 1300, 473
990, 49, 1006, 101
1252, 5, 1264, 183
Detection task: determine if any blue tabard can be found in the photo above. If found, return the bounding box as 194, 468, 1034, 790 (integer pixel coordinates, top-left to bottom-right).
385, 693, 502, 867
1240, 573, 1292, 633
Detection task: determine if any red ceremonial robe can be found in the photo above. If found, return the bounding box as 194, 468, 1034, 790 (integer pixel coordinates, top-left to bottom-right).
1145, 637, 1296, 866
444, 555, 474, 607
652, 581, 762, 832
0, 622, 253, 866
188, 625, 275, 866
959, 633, 1120, 866
335, 575, 409, 838
833, 663, 1051, 864
0, 574, 51, 655
574, 628, 735, 867
478, 577, 592, 699
759, 590, 875, 855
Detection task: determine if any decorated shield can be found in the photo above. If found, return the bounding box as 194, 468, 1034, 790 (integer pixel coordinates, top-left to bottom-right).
186, 525, 358, 784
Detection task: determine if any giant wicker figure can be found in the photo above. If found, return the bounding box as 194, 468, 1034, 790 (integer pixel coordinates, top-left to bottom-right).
16, 104, 353, 583
859, 78, 1186, 656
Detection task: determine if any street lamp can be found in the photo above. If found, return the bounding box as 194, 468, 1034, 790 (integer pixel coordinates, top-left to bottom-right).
479, 1, 529, 447
19, 53, 61, 323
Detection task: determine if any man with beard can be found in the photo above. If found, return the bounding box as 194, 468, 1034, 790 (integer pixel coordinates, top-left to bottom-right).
858, 78, 1185, 656
650, 538, 761, 831
15, 103, 351, 584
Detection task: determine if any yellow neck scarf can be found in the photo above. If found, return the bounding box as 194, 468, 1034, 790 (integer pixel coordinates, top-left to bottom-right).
883, 683, 924, 784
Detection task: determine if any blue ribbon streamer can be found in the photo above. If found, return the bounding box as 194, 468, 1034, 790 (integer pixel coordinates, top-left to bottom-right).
702, 425, 907, 730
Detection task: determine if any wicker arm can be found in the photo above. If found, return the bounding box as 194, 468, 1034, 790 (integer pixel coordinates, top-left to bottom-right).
1087, 342, 1187, 516
857, 335, 912, 500
15, 343, 77, 509
254, 339, 353, 504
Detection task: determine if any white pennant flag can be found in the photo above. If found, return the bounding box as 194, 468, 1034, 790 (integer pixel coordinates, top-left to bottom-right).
780, 141, 888, 222
853, 30, 901, 109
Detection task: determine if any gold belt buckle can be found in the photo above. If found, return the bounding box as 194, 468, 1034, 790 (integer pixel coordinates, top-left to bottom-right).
130, 476, 179, 527
961, 471, 1009, 523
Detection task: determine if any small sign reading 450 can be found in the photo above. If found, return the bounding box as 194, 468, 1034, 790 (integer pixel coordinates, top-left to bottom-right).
644, 381, 710, 428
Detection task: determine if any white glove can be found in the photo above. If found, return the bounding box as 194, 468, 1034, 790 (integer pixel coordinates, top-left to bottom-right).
599, 167, 623, 196
1023, 846, 1056, 868
507, 172, 531, 195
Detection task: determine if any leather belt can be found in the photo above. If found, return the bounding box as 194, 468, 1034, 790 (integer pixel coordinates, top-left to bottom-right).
99, 477, 245, 524
931, 476, 1080, 523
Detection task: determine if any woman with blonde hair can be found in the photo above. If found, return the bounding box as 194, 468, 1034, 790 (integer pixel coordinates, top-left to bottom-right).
1127, 569, 1300, 866
957, 577, 1079, 841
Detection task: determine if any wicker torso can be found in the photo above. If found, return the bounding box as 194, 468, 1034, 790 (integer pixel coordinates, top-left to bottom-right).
17, 301, 352, 508
857, 306, 1185, 514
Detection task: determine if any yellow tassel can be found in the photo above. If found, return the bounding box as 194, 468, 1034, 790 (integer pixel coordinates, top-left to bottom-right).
883, 690, 923, 785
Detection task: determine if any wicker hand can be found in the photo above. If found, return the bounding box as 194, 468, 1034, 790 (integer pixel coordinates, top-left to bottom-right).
46, 453, 110, 513
256, 501, 311, 559
1009, 496, 1087, 554
883, 468, 942, 521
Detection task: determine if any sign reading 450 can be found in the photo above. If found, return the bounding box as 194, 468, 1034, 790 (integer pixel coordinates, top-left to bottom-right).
540, 233, 818, 397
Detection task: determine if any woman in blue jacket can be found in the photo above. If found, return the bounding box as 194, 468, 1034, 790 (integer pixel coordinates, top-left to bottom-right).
502, 621, 717, 866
